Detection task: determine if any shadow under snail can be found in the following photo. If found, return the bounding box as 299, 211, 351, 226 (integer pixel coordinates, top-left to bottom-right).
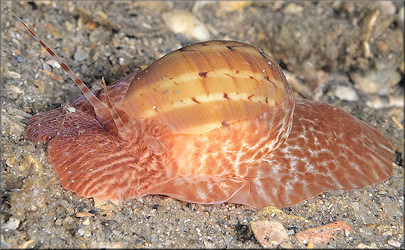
21, 19, 394, 209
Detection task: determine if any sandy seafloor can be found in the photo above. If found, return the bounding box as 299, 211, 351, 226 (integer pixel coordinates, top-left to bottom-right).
1, 1, 404, 248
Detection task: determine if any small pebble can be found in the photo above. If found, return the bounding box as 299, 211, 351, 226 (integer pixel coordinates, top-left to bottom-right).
5, 71, 21, 79
365, 95, 389, 109
387, 239, 401, 248
376, 40, 389, 52
66, 106, 76, 113
74, 49, 89, 61
135, 1, 169, 12
76, 211, 95, 218
283, 3, 304, 15
162, 9, 210, 41
382, 230, 393, 236
46, 58, 61, 69
77, 228, 85, 236
6, 107, 32, 120
334, 85, 359, 102
3, 217, 20, 231
287, 229, 295, 235
218, 1, 252, 12
62, 216, 76, 230
55, 218, 63, 226
16, 56, 24, 62
82, 217, 90, 226
295, 221, 352, 245
113, 230, 122, 236
350, 69, 401, 95
371, 1, 396, 16
250, 220, 288, 247
43, 63, 52, 72
356, 242, 377, 248
50, 238, 66, 246
342, 2, 356, 13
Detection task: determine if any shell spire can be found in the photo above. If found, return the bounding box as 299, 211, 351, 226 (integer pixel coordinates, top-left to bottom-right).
18, 18, 107, 118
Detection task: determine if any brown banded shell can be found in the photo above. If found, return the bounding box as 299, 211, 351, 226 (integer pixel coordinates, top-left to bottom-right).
119, 41, 291, 135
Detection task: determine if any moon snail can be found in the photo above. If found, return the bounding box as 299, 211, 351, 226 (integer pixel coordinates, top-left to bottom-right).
21, 20, 394, 209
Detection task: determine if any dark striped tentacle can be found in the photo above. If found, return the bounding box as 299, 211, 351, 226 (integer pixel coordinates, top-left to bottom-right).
102, 78, 132, 139
19, 18, 107, 118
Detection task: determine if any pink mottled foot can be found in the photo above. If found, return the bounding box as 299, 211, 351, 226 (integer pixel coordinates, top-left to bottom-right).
228, 99, 394, 208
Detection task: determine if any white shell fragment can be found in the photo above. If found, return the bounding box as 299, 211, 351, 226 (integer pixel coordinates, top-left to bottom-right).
162, 9, 211, 41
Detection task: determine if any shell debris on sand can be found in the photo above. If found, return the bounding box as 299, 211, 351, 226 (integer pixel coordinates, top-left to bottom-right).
295, 220, 353, 246
250, 219, 288, 247
162, 9, 211, 41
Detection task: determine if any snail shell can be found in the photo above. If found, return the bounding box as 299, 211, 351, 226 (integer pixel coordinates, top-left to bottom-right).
120, 41, 291, 134
24, 21, 394, 208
